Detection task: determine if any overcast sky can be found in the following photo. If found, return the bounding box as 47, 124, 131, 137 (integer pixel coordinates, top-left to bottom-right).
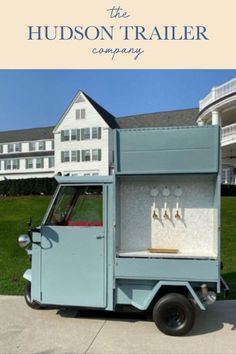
0, 69, 236, 131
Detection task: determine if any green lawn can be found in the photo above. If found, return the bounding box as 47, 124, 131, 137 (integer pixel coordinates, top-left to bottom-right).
0, 196, 51, 294
221, 197, 236, 299
0, 196, 235, 298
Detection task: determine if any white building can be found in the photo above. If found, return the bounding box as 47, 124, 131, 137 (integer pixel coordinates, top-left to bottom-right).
0, 79, 236, 183
198, 78, 236, 184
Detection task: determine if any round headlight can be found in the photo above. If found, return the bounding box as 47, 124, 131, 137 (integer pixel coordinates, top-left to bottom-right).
18, 234, 31, 248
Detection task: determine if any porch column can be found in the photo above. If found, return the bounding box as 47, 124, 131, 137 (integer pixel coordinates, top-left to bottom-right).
211, 111, 221, 126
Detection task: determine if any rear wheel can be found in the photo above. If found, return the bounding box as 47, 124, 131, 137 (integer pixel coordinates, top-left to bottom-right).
152, 293, 195, 336
24, 281, 42, 309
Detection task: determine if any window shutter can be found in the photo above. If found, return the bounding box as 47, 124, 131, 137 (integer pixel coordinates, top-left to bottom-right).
81, 109, 86, 119
61, 131, 64, 142
81, 128, 84, 140
77, 129, 80, 141
61, 152, 64, 163
98, 128, 101, 139
98, 149, 102, 161
77, 151, 80, 162
82, 150, 86, 161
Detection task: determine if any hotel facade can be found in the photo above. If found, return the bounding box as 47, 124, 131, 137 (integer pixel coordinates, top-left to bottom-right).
0, 78, 236, 184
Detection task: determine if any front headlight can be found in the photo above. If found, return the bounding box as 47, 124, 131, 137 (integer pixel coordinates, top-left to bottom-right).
18, 234, 31, 248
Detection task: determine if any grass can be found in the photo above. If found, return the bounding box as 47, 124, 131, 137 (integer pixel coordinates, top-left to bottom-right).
221, 197, 236, 299
0, 196, 51, 294
0, 196, 235, 298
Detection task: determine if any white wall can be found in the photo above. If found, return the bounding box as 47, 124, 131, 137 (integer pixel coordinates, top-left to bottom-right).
118, 175, 218, 258
54, 94, 111, 176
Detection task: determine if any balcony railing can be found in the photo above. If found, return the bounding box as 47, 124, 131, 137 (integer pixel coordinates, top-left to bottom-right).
199, 78, 236, 111
222, 123, 236, 145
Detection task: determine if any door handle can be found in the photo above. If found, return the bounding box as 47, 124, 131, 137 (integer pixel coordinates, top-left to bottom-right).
96, 235, 104, 239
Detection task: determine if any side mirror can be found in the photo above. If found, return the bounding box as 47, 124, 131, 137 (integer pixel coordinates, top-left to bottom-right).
18, 234, 31, 248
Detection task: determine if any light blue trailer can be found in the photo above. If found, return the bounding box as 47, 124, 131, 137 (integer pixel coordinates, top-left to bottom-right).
18, 125, 229, 336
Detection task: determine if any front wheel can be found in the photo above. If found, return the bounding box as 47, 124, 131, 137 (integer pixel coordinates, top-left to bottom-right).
152, 293, 195, 336
24, 281, 42, 309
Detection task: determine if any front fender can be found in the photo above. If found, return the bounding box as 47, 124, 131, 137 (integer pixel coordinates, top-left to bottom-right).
130, 281, 205, 311
23, 269, 32, 282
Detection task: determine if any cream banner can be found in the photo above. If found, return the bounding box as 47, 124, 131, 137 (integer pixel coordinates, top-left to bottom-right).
0, 0, 235, 68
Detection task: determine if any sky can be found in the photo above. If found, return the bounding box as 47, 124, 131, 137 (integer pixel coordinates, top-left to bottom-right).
0, 69, 236, 131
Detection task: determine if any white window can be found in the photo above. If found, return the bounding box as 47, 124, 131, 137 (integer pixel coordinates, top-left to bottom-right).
36, 157, 44, 169
61, 151, 70, 163
82, 150, 90, 161
4, 160, 11, 170
29, 141, 36, 151
71, 150, 80, 162
15, 143, 22, 152
76, 109, 86, 119
48, 156, 55, 168
26, 158, 33, 169
38, 141, 46, 150
61, 130, 70, 142
92, 127, 102, 139
92, 149, 102, 161
81, 128, 90, 140
12, 159, 20, 170
71, 129, 80, 141
8, 144, 14, 153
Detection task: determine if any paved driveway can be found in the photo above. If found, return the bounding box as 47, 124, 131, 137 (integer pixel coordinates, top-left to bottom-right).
0, 296, 236, 354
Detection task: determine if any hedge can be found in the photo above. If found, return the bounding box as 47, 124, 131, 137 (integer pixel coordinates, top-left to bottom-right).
0, 178, 236, 197
0, 177, 57, 196
221, 184, 236, 197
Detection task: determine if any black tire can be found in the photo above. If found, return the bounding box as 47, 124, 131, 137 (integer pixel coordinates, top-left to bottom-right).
24, 281, 42, 309
152, 293, 195, 336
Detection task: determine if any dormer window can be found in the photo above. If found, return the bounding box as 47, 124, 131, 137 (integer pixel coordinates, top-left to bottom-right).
15, 143, 22, 152
76, 109, 86, 120
29, 141, 36, 151
8, 144, 14, 153
38, 141, 46, 150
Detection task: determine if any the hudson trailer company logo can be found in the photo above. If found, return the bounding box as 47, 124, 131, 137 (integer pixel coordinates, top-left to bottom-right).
27, 5, 209, 61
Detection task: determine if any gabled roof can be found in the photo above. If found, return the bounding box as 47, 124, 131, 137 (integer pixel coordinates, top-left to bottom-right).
0, 108, 198, 144
53, 91, 119, 132
83, 92, 119, 129
0, 126, 54, 143
117, 108, 198, 128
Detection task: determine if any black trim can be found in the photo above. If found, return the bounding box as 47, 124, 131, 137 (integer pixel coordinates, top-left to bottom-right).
198, 91, 236, 118
0, 151, 54, 159
0, 170, 53, 176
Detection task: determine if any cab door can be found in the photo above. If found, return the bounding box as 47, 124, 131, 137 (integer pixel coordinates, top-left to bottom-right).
39, 184, 107, 307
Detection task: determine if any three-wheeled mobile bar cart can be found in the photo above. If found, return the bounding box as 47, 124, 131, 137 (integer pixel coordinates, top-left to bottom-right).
18, 125, 229, 336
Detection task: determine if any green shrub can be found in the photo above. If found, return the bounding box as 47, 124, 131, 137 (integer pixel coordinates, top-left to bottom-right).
0, 177, 57, 196
221, 184, 236, 197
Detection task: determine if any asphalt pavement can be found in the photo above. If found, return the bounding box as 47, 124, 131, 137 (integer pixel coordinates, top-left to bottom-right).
0, 296, 236, 354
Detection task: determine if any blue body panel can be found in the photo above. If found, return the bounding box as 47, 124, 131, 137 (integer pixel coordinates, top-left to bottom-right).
115, 126, 220, 175
40, 225, 106, 307
30, 179, 114, 308
115, 257, 219, 282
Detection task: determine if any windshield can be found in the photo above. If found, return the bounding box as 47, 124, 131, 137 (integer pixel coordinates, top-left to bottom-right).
45, 185, 103, 227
